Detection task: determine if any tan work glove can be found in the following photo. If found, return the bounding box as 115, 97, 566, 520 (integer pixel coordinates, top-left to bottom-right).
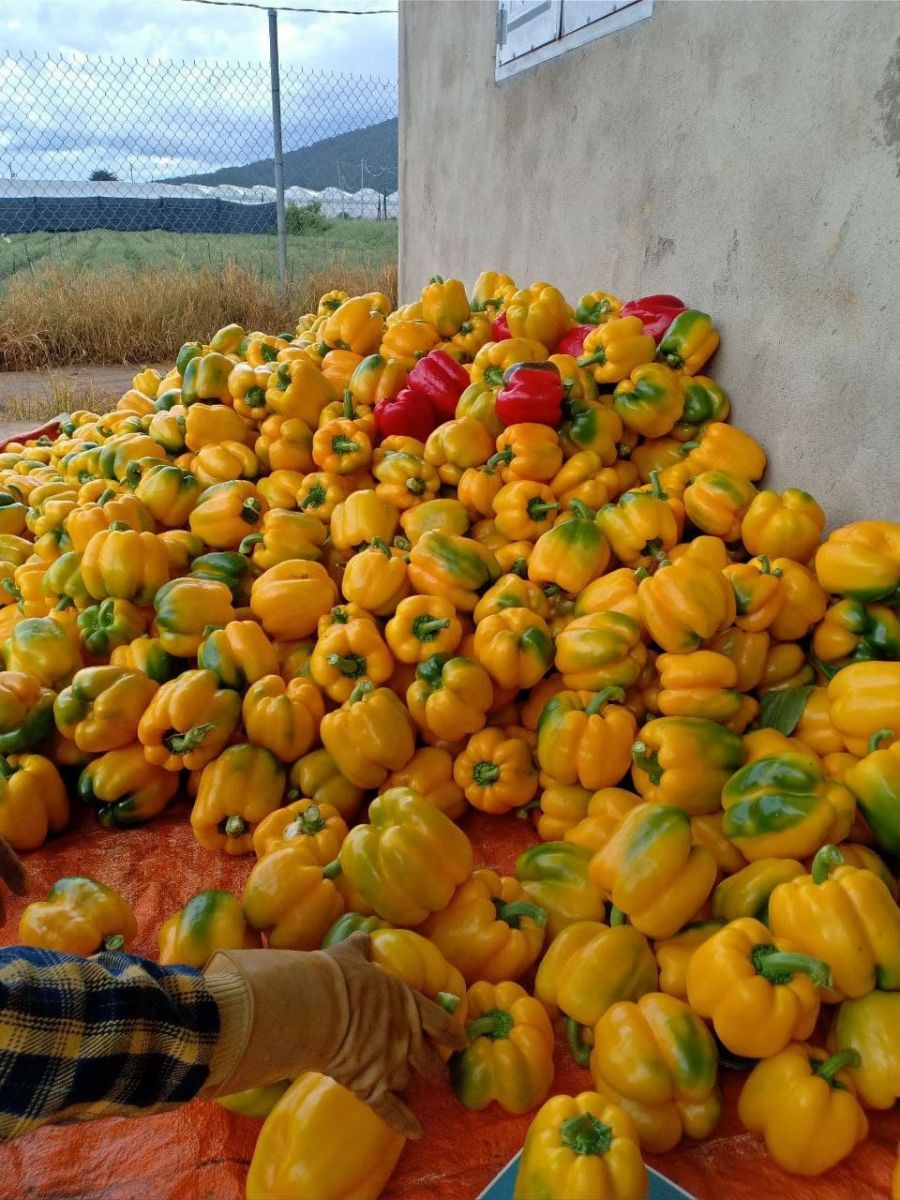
201, 932, 465, 1137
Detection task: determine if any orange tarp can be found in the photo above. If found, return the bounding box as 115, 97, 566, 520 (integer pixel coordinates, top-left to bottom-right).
0, 804, 896, 1200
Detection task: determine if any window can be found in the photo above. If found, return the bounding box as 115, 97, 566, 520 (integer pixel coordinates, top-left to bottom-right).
495, 0, 653, 80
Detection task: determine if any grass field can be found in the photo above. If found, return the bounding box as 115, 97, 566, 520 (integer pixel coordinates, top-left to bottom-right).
0, 222, 397, 283
0, 222, 397, 371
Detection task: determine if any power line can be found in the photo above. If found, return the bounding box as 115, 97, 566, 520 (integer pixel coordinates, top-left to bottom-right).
180, 0, 396, 13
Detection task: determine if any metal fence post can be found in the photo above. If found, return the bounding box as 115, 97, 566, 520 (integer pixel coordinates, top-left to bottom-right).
268, 8, 288, 304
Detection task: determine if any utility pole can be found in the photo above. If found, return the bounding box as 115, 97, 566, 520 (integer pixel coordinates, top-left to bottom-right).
268, 8, 287, 303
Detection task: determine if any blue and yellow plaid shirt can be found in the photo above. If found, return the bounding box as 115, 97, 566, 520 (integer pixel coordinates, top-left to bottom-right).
0, 947, 220, 1141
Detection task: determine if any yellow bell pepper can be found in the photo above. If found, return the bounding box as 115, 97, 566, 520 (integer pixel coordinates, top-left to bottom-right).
612, 362, 685, 438
423, 868, 547, 985
4, 616, 82, 688
378, 318, 440, 370
737, 1044, 867, 1176
683, 469, 758, 541
680, 421, 766, 481
311, 417, 372, 476
537, 687, 636, 791
189, 480, 267, 550
575, 290, 622, 325
250, 560, 338, 641
578, 317, 656, 385
265, 358, 337, 425
380, 745, 466, 822
348, 354, 408, 407
633, 716, 744, 828
554, 611, 647, 692
560, 787, 640, 854
246, 1072, 406, 1200
330, 489, 399, 550
290, 747, 364, 823
190, 742, 285, 857
589, 992, 721, 1153
320, 295, 385, 356
653, 921, 723, 1000
253, 795, 347, 864
0, 670, 55, 755
829, 989, 900, 1111
406, 653, 493, 742
138, 668, 241, 772
653, 650, 741, 723
78, 526, 168, 606
513, 1092, 647, 1200
53, 664, 158, 753
421, 275, 470, 337
320, 682, 416, 790
515, 841, 607, 937
373, 450, 439, 511
590, 803, 718, 939
384, 594, 462, 663
812, 597, 900, 668
408, 531, 500, 612
827, 661, 900, 755
341, 539, 410, 616
768, 843, 900, 999
452, 980, 555, 1115
310, 617, 394, 702
637, 535, 736, 652
473, 607, 554, 691
242, 675, 324, 764
0, 752, 67, 851
242, 843, 344, 948
471, 270, 516, 313
339, 785, 472, 925
505, 282, 571, 347
741, 487, 825, 563
595, 486, 679, 568
815, 520, 900, 603
491, 423, 563, 483
19, 876, 137, 956
423, 417, 493, 487
158, 888, 261, 966
449, 314, 493, 360
686, 916, 829, 1058
454, 727, 537, 814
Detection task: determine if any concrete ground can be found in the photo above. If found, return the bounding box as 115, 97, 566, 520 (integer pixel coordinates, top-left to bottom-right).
0, 364, 166, 440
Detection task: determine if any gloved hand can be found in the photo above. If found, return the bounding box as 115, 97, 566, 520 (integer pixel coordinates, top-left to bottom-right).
202, 932, 465, 1137
0, 838, 27, 921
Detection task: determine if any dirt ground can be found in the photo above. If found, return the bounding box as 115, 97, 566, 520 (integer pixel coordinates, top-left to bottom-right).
0, 363, 166, 439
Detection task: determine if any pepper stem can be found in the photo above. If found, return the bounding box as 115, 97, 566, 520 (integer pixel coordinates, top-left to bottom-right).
559, 1112, 613, 1156
679, 440, 700, 456
0, 757, 14, 780
411, 614, 451, 642
509, 558, 528, 578
868, 728, 894, 754
322, 859, 342, 881
584, 687, 626, 716
811, 844, 844, 884
472, 760, 501, 787
241, 498, 261, 524
565, 1017, 592, 1067
326, 652, 367, 677
466, 1008, 513, 1041
370, 537, 392, 558
649, 470, 667, 501
102, 934, 125, 953
632, 741, 663, 785
567, 499, 595, 522
814, 1049, 861, 1086
238, 533, 263, 554
577, 349, 606, 368
331, 435, 359, 456
494, 899, 548, 929
750, 944, 832, 989
349, 680, 374, 703
406, 477, 427, 495
609, 905, 627, 927
633, 567, 650, 581
299, 484, 325, 510
164, 723, 215, 754
224, 815, 247, 839
526, 497, 558, 521
285, 805, 325, 838
437, 991, 461, 1014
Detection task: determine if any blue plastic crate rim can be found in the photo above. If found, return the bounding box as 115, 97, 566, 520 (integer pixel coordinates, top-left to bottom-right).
476, 1149, 696, 1200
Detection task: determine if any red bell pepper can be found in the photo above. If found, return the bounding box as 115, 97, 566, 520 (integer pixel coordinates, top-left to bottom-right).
556, 324, 594, 357
374, 388, 436, 442
619, 294, 686, 343
495, 362, 563, 428
406, 349, 470, 420
491, 312, 511, 341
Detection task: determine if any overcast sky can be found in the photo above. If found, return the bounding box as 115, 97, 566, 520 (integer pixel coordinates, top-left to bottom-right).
1, 0, 399, 183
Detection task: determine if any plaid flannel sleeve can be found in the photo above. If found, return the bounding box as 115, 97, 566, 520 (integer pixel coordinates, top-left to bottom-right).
0, 946, 220, 1141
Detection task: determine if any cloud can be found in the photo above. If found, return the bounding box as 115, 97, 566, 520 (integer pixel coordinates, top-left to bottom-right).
1, 0, 398, 181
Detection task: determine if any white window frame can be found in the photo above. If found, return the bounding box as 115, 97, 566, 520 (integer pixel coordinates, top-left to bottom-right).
495, 0, 653, 82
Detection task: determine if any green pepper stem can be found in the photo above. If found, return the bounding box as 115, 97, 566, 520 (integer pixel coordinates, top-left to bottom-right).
322, 859, 342, 881
483, 366, 504, 387
486, 447, 514, 471
349, 680, 374, 703
406, 477, 427, 495
466, 1008, 513, 1041
108, 521, 130, 532
633, 567, 650, 581
284, 805, 325, 838
54, 596, 74, 611
411, 614, 451, 642
0, 757, 14, 780
758, 555, 772, 575
164, 723, 215, 754
472, 760, 501, 787
609, 905, 627, 927
494, 899, 548, 929
811, 844, 844, 885
368, 537, 391, 558
241, 498, 261, 524
559, 1112, 613, 1157
342, 391, 356, 419
509, 558, 528, 578
526, 497, 558, 521
299, 484, 325, 510
751, 944, 832, 989
238, 533, 263, 554
584, 686, 626, 716
616, 442, 632, 459
868, 728, 894, 754
814, 1049, 861, 1086
632, 741, 663, 785
393, 535, 411, 552
437, 991, 461, 1014
679, 440, 700, 455
326, 652, 367, 677
566, 1016, 592, 1067
577, 350, 606, 368
102, 934, 125, 953
543, 584, 561, 598
567, 499, 595, 522
224, 814, 247, 839
331, 435, 359, 456
649, 470, 667, 501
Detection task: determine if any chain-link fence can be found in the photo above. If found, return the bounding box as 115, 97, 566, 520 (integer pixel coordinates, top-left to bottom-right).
0, 42, 398, 293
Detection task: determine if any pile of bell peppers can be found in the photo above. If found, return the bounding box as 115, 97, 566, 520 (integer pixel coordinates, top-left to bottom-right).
0, 269, 898, 1200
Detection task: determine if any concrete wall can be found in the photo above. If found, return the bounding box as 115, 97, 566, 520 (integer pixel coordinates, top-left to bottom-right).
399, 0, 900, 525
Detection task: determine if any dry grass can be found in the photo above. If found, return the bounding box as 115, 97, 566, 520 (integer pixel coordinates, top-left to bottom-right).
0, 259, 398, 371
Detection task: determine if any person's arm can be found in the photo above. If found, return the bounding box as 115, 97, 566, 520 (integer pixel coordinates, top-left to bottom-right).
0, 934, 462, 1142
